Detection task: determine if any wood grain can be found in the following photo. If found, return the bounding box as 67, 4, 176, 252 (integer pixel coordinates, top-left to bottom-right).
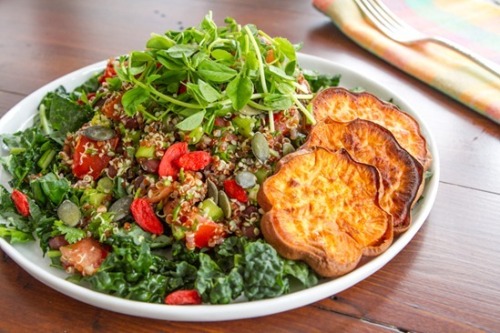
0, 0, 499, 332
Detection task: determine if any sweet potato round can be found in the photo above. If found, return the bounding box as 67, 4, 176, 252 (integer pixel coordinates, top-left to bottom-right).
258, 147, 393, 278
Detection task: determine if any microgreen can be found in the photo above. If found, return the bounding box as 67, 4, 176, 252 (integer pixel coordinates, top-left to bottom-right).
112, 11, 315, 134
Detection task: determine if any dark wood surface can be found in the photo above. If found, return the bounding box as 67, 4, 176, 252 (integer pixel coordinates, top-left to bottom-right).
1, 0, 499, 332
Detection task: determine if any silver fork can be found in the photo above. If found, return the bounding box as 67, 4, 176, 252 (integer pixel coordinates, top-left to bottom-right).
354, 0, 500, 78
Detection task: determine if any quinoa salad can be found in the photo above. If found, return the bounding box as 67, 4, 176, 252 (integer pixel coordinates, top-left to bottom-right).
0, 13, 341, 304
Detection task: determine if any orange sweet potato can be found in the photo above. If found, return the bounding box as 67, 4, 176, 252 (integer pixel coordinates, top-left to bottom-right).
258, 147, 393, 277
312, 87, 431, 171
304, 119, 424, 233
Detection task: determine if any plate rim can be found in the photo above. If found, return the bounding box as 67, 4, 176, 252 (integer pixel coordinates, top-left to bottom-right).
0, 53, 440, 321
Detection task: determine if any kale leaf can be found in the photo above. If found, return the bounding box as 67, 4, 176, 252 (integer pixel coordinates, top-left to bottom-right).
84, 231, 191, 304
194, 236, 318, 304
44, 92, 93, 144
0, 127, 55, 188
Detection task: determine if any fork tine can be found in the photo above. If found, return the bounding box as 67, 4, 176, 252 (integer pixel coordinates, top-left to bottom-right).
368, 0, 416, 33
354, 0, 390, 35
354, 0, 421, 41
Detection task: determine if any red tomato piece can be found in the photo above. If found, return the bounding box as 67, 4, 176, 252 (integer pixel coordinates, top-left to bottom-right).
165, 289, 202, 305
194, 220, 220, 248
72, 135, 119, 180
11, 189, 30, 217
158, 142, 188, 178
101, 94, 122, 121
223, 179, 248, 203
176, 151, 211, 171
59, 238, 108, 276
98, 59, 117, 83
130, 198, 164, 235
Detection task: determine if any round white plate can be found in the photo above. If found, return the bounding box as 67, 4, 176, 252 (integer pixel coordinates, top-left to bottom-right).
0, 53, 440, 321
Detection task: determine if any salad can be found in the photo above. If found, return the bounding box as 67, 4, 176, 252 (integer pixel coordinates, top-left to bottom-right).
0, 12, 341, 305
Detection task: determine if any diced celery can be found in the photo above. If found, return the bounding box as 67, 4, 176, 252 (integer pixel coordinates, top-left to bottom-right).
189, 126, 205, 144
255, 168, 269, 184
135, 145, 155, 159
200, 198, 224, 221
232, 116, 256, 138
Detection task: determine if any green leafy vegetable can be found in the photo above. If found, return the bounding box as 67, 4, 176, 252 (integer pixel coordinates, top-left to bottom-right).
302, 69, 341, 93
194, 237, 318, 304
30, 173, 71, 206
104, 11, 317, 131
85, 233, 191, 303
0, 127, 56, 188
52, 220, 86, 244
45, 92, 93, 144
176, 110, 206, 131
226, 75, 254, 111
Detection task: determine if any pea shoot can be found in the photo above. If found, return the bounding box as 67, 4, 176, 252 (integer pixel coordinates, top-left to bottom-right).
116, 11, 315, 135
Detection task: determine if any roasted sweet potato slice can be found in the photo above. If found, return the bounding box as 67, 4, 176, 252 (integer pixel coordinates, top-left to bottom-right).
312, 87, 431, 171
304, 119, 424, 233
258, 147, 393, 277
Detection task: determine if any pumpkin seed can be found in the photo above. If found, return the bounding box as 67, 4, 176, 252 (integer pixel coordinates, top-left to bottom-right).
235, 171, 257, 189
97, 177, 114, 194
282, 142, 295, 156
83, 125, 116, 141
109, 196, 133, 221
251, 132, 270, 162
218, 190, 232, 219
57, 200, 81, 227
207, 178, 218, 205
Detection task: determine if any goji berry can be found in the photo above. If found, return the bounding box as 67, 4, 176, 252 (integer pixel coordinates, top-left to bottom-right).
11, 189, 30, 217
223, 179, 248, 203
165, 289, 202, 305
130, 198, 164, 235
158, 142, 188, 178
176, 151, 211, 171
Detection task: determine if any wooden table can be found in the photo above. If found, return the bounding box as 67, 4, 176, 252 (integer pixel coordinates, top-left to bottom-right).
1, 0, 499, 332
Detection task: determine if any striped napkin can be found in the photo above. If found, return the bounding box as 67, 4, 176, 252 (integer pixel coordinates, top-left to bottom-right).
313, 0, 500, 124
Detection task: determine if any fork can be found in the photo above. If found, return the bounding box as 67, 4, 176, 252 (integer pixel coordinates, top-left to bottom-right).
353, 0, 500, 78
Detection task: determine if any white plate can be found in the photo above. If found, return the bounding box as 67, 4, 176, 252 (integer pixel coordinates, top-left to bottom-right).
0, 53, 440, 321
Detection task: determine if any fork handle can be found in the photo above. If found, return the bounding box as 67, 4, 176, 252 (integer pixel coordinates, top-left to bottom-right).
430, 36, 500, 78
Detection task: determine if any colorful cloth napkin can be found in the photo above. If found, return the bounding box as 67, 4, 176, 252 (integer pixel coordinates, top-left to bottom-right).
313, 0, 500, 124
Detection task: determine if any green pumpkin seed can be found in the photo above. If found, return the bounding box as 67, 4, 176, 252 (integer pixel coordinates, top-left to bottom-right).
218, 190, 232, 219
251, 132, 270, 162
207, 178, 218, 205
97, 177, 114, 193
83, 125, 116, 141
109, 196, 133, 221
235, 171, 257, 189
57, 200, 81, 227
282, 142, 295, 156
